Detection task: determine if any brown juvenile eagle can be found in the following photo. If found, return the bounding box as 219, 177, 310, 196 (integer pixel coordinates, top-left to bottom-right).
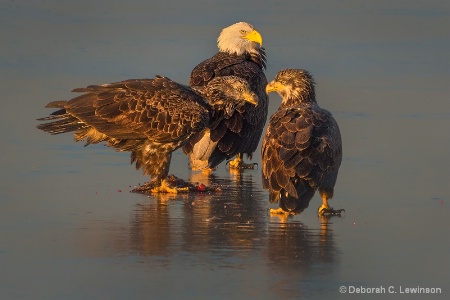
261, 69, 343, 216
37, 76, 257, 193
183, 21, 268, 171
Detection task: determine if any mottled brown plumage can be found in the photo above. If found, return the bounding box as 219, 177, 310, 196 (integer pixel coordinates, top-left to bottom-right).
37, 76, 257, 189
262, 69, 343, 215
183, 22, 268, 170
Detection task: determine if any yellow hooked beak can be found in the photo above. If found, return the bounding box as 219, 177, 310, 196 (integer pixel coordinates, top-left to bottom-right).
265, 80, 284, 94
242, 91, 259, 106
244, 29, 263, 47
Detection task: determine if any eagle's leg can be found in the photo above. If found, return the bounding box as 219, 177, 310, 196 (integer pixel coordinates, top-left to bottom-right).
318, 192, 345, 216
227, 154, 258, 170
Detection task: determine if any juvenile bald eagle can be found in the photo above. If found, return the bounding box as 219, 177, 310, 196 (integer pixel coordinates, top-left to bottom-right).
37, 76, 258, 193
183, 21, 268, 171
262, 69, 343, 216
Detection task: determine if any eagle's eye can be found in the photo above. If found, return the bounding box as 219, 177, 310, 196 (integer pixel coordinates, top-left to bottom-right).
239, 30, 247, 34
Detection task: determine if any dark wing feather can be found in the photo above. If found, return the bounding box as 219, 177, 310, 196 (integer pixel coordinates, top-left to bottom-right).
189, 52, 247, 87
63, 77, 209, 143
261, 106, 342, 201
189, 49, 266, 87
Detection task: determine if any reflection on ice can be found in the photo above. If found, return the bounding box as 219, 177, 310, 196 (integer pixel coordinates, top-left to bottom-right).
129, 172, 269, 258
267, 217, 337, 268
77, 172, 340, 287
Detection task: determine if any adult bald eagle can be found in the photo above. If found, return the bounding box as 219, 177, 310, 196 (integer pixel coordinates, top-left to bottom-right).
37, 76, 258, 193
183, 21, 268, 171
262, 69, 343, 216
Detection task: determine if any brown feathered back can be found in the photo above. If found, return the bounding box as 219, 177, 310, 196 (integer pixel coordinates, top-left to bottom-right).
262, 69, 342, 213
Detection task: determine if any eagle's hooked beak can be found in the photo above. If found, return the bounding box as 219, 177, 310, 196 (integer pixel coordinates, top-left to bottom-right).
242, 91, 259, 106
244, 29, 263, 47
265, 80, 284, 94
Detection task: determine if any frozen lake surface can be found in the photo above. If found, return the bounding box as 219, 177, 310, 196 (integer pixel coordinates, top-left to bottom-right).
1, 1, 449, 299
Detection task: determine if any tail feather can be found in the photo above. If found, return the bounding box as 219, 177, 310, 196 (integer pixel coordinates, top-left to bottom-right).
269, 179, 316, 214
45, 100, 67, 108
37, 103, 87, 135
37, 116, 87, 135
36, 109, 67, 121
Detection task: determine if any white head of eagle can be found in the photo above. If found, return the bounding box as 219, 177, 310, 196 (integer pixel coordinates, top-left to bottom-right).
217, 22, 263, 56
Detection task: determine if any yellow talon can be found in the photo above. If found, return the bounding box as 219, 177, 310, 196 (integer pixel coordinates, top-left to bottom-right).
228, 156, 243, 169
269, 207, 289, 214
227, 154, 257, 170
318, 204, 329, 216
269, 207, 293, 223
318, 204, 345, 216
202, 168, 215, 174
150, 179, 189, 194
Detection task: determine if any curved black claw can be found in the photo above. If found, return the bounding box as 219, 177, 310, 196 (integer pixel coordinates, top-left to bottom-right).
242, 162, 258, 170
319, 207, 345, 217
131, 181, 159, 193
226, 160, 258, 169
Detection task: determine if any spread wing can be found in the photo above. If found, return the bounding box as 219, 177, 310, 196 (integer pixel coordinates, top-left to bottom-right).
63, 76, 209, 143
261, 106, 342, 199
